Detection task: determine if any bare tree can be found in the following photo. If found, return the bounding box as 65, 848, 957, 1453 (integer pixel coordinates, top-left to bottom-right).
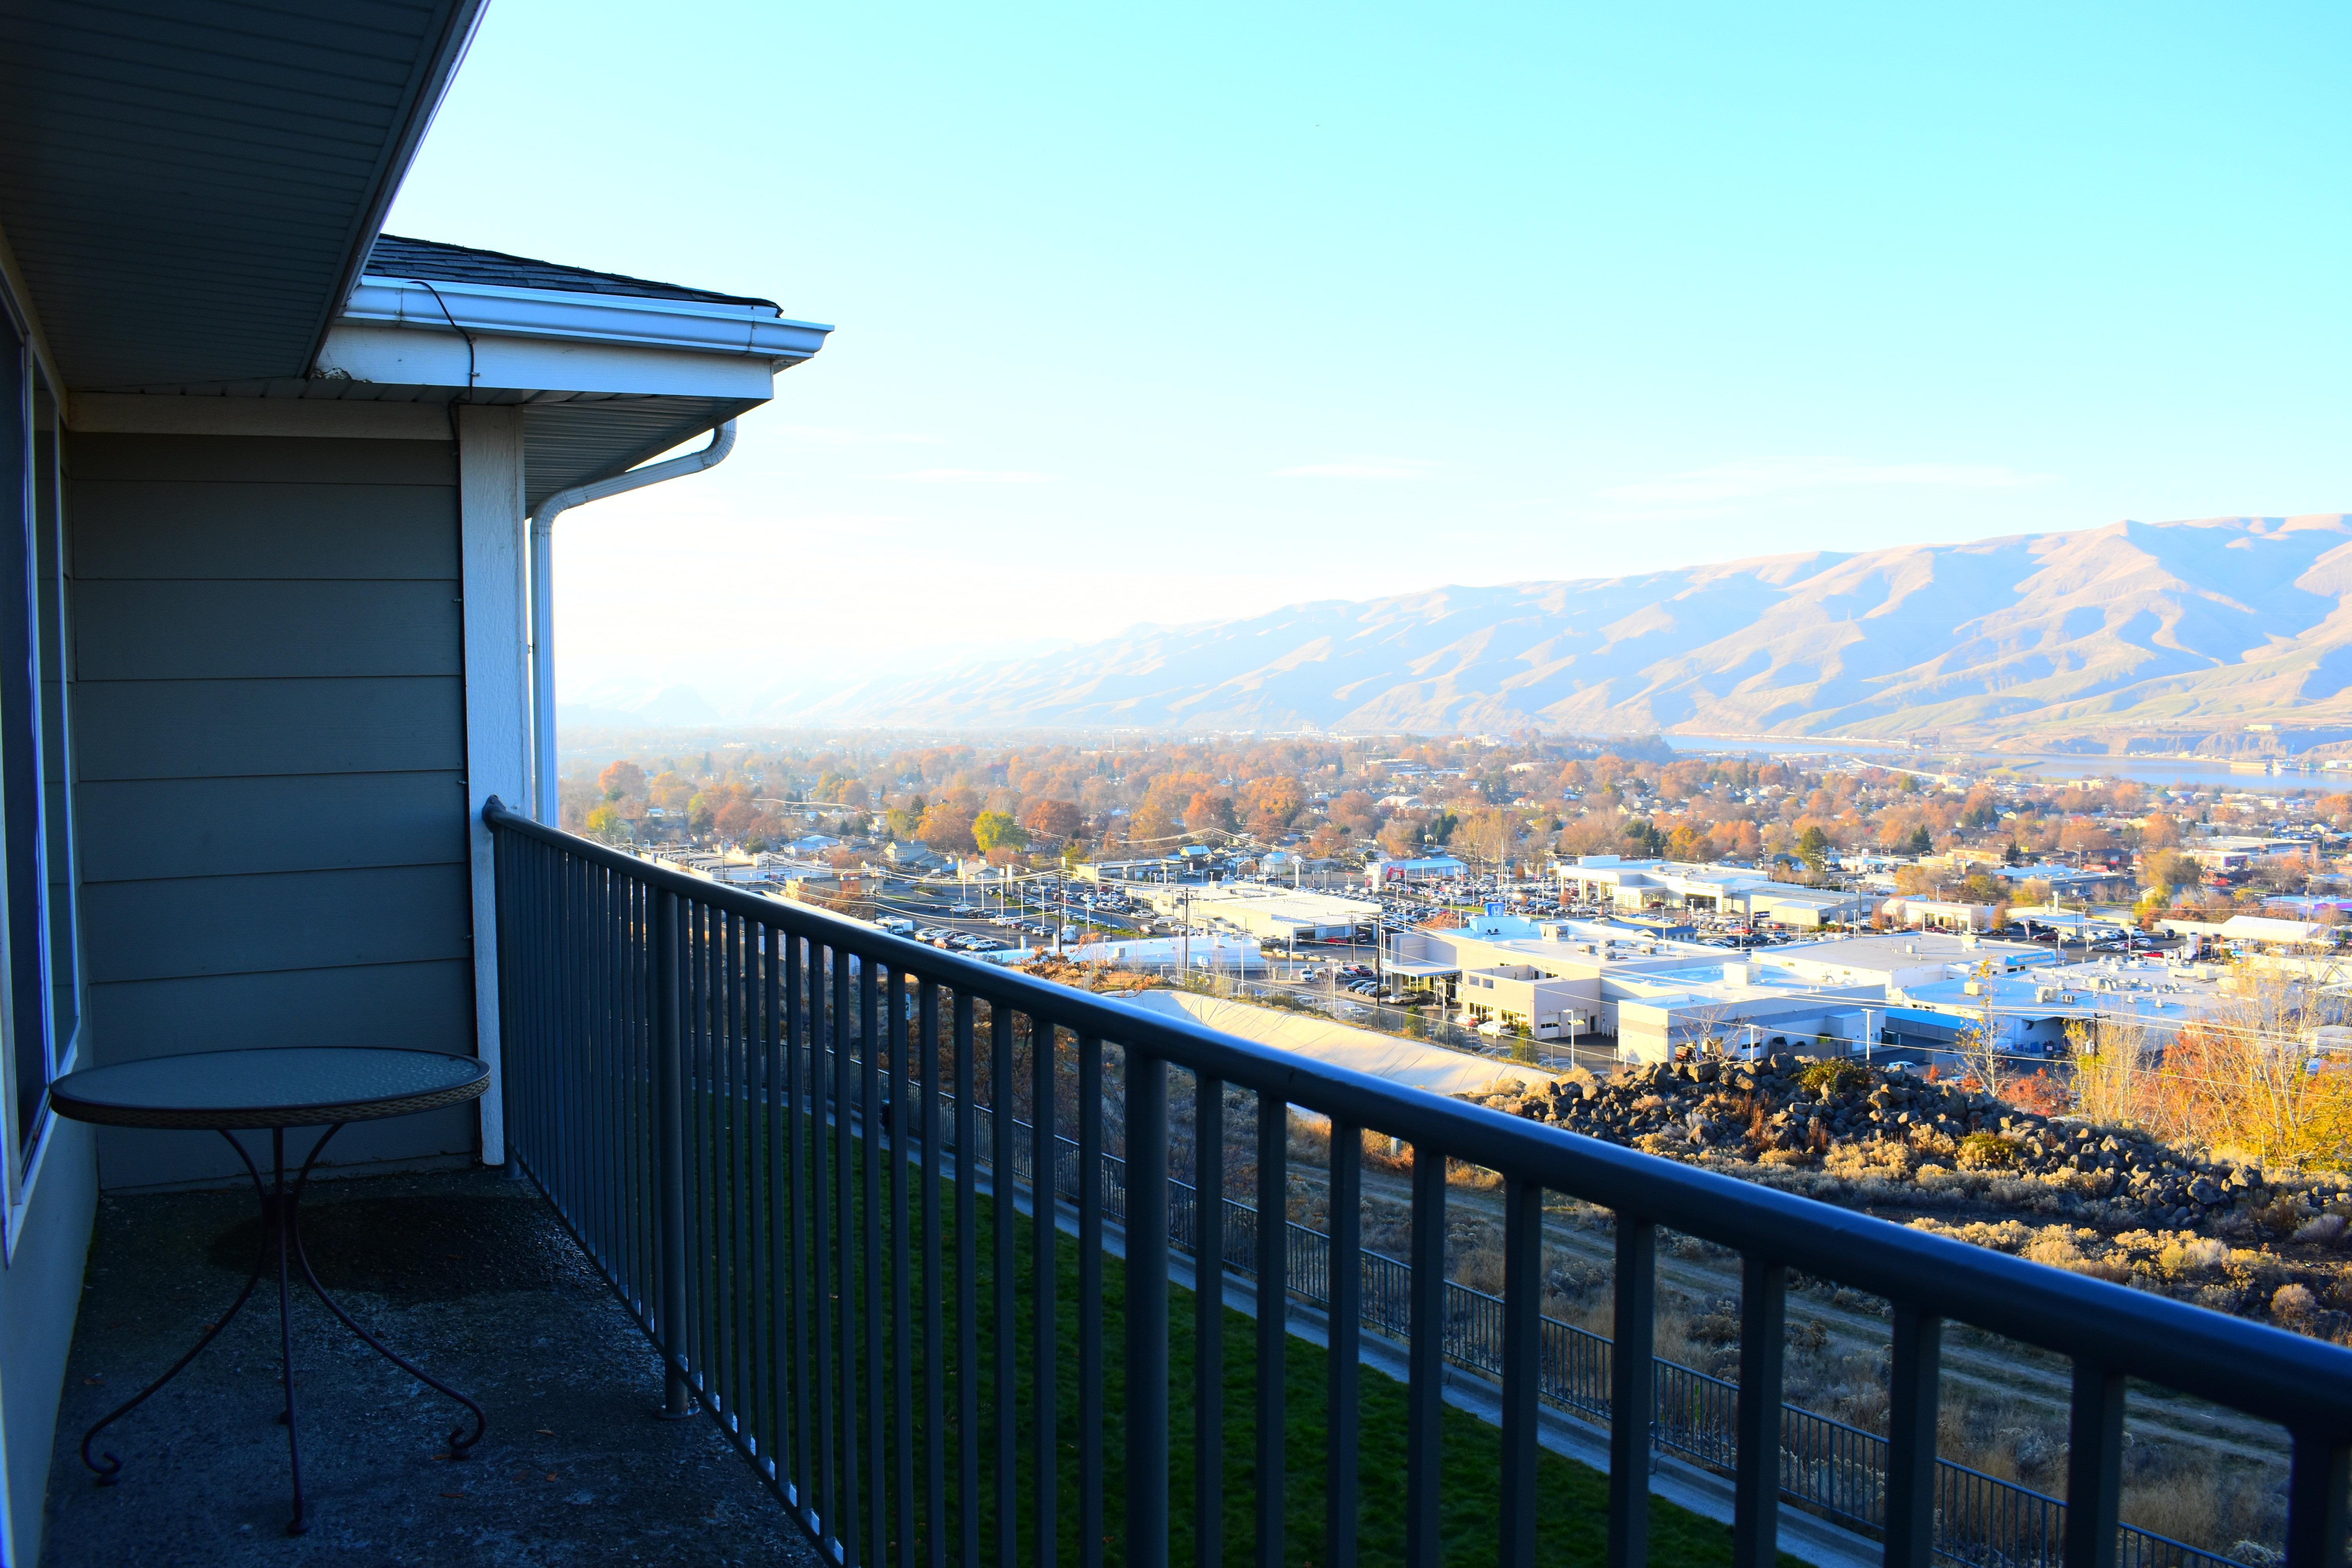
1953, 961, 2007, 1099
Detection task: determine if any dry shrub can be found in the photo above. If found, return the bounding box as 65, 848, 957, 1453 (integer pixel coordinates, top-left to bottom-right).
2271, 1283, 2318, 1319
1957, 1131, 2020, 1171
2159, 1236, 2229, 1276
2293, 1212, 2348, 1245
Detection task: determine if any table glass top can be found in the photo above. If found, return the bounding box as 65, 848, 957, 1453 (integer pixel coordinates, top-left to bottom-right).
53, 1048, 486, 1119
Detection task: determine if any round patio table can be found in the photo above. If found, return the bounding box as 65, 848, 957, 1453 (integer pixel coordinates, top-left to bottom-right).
50, 1047, 491, 1536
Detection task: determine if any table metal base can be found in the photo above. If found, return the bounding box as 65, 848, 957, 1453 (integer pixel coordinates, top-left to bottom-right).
78, 1124, 487, 1535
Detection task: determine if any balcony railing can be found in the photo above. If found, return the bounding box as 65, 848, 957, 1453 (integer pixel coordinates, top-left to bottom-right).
485, 801, 2352, 1568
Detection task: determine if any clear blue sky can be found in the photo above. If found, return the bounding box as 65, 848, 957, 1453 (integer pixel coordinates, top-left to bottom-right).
387, 1, 2350, 709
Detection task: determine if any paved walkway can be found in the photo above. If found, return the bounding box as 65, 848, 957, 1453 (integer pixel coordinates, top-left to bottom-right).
44, 1167, 815, 1568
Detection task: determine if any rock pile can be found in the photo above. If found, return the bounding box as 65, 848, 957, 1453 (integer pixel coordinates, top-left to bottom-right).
1474, 1053, 2278, 1229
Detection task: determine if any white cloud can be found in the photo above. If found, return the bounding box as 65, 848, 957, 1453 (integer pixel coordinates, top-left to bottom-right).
897, 468, 1060, 484
1605, 456, 2054, 505
1273, 458, 1442, 480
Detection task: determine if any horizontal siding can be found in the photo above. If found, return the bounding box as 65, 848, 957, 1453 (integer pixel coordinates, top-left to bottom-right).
64, 434, 455, 486
84, 957, 476, 1065
80, 864, 471, 984
74, 772, 466, 884
72, 481, 459, 579
65, 430, 477, 1185
74, 580, 462, 680
73, 675, 463, 780
87, 957, 479, 1187
96, 1109, 476, 1192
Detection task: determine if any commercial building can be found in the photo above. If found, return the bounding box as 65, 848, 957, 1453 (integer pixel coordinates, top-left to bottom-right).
1075, 856, 1189, 884
1885, 955, 2225, 1060
1882, 896, 1999, 932
1141, 883, 1380, 944
1383, 917, 2055, 1063
2159, 914, 2336, 951
1555, 856, 1876, 927
2181, 835, 2317, 873
1365, 855, 1467, 888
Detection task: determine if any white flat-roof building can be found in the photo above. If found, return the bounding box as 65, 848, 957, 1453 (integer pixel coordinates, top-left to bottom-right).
1366, 855, 1467, 888
1556, 856, 1875, 927
1886, 955, 2225, 1061
1142, 882, 1381, 943
1883, 896, 1999, 933
2159, 914, 2334, 950
1759, 931, 2053, 991
1380, 916, 2078, 1064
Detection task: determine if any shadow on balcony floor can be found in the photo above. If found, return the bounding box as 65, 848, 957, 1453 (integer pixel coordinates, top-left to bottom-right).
44, 1167, 815, 1568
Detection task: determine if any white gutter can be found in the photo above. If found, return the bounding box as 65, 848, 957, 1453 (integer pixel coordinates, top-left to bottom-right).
528, 422, 737, 823
345, 274, 832, 367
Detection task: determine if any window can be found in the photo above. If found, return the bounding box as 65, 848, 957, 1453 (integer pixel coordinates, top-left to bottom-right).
0, 289, 82, 1171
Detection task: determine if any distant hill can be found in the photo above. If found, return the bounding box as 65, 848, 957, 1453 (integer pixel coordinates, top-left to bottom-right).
746, 514, 2352, 746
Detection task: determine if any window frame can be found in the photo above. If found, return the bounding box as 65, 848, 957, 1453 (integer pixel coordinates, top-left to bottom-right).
0, 268, 83, 1252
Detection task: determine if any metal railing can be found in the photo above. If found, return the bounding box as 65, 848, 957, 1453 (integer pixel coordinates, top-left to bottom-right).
924, 1093, 2234, 1567
487, 801, 2352, 1568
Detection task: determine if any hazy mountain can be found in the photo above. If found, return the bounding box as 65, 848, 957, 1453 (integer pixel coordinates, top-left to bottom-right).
561, 681, 722, 728
756, 514, 2352, 744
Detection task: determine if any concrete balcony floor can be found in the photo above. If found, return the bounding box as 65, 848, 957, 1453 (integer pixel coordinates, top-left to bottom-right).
44, 1167, 815, 1567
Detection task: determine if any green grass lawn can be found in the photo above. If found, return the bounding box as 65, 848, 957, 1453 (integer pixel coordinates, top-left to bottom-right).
701, 1097, 1798, 1567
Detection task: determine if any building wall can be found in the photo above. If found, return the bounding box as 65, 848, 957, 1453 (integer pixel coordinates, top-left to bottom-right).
64, 434, 476, 1189
0, 1118, 95, 1566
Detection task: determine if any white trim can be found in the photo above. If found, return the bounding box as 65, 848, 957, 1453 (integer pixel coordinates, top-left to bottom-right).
65, 394, 452, 440
1, 1086, 62, 1265
317, 322, 777, 400
458, 405, 529, 1165
0, 219, 65, 424
345, 275, 830, 365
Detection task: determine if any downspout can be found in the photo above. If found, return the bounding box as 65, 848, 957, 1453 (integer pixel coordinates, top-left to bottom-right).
527, 421, 737, 822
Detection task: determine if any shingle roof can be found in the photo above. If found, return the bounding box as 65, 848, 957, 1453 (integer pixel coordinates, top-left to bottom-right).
364, 234, 779, 310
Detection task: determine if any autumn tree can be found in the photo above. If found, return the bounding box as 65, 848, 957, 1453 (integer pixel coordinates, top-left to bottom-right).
1705, 820, 1762, 861
917, 802, 978, 853
1376, 814, 1426, 859
1456, 805, 1528, 870
599, 759, 647, 800
886, 795, 927, 839
1128, 798, 1180, 849
1664, 823, 1713, 862
1019, 797, 1083, 841
1183, 790, 1237, 835
1242, 776, 1307, 837
2058, 819, 2119, 862
973, 811, 1028, 854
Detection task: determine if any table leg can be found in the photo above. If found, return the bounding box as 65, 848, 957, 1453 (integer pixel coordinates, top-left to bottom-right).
289, 1124, 487, 1461
78, 1130, 272, 1486
82, 1122, 487, 1532
271, 1128, 310, 1536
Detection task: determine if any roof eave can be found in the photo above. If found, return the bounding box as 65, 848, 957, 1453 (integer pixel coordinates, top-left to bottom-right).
342, 275, 833, 370
301, 0, 494, 376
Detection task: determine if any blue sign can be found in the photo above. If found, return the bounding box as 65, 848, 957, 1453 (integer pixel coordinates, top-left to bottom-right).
1485, 900, 1504, 916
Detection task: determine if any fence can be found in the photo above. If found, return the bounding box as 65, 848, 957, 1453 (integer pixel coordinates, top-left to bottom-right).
487, 800, 2352, 1568
968, 1094, 2235, 1568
